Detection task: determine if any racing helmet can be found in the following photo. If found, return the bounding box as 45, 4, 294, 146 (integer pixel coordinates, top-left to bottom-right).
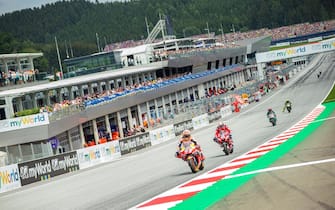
181, 129, 191, 139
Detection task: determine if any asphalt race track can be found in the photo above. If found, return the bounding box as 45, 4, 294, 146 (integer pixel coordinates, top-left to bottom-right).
208, 108, 335, 210
0, 52, 334, 210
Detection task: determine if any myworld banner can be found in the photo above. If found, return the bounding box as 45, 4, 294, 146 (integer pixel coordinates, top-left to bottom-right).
0, 113, 49, 132
0, 164, 21, 193
18, 151, 79, 186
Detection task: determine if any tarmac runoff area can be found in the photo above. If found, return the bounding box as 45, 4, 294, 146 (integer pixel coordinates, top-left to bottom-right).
208, 104, 335, 210
170, 102, 335, 210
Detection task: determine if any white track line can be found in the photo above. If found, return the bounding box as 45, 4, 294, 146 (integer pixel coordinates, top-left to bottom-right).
225, 158, 335, 179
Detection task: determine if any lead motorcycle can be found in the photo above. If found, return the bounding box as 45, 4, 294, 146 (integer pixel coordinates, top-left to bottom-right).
213, 131, 234, 155
176, 143, 205, 173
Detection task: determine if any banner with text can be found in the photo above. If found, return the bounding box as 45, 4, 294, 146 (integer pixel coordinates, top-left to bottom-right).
256, 37, 335, 63
174, 120, 194, 136
0, 164, 21, 193
77, 141, 121, 169
149, 125, 176, 146
208, 110, 221, 123
18, 151, 79, 186
192, 114, 209, 130
119, 133, 151, 155
0, 113, 49, 133
220, 106, 233, 119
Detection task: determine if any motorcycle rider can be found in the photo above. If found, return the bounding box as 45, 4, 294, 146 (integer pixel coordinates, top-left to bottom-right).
175, 129, 203, 171
267, 108, 277, 119
282, 100, 292, 112
214, 122, 233, 149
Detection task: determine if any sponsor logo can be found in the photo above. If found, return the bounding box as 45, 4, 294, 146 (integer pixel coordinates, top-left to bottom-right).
9, 114, 46, 128
0, 113, 49, 132
276, 46, 306, 57
0, 168, 20, 189
19, 152, 79, 185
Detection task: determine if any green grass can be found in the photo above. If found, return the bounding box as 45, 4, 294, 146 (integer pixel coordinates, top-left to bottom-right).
324, 83, 335, 103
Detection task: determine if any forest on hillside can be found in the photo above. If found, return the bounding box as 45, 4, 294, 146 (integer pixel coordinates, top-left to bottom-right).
0, 0, 334, 72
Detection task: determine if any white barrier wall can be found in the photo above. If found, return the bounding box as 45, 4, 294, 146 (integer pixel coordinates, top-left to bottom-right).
192, 113, 209, 130
149, 125, 176, 146
76, 141, 121, 169
0, 164, 21, 193
220, 106, 233, 119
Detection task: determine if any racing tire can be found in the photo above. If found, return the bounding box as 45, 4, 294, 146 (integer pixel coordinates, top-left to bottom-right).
199, 161, 204, 170
222, 143, 229, 155
230, 146, 234, 154
188, 157, 198, 173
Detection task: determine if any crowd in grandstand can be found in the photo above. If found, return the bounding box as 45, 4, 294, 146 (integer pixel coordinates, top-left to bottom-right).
103, 20, 335, 52
39, 73, 185, 115
0, 70, 37, 87
221, 20, 335, 43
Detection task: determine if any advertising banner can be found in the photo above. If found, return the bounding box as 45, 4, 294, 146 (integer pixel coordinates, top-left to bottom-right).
192, 114, 209, 130
208, 110, 221, 123
220, 106, 233, 119
173, 120, 194, 136
256, 37, 335, 63
18, 151, 79, 186
76, 141, 121, 169
119, 133, 151, 155
0, 164, 21, 193
149, 125, 176, 146
0, 113, 49, 133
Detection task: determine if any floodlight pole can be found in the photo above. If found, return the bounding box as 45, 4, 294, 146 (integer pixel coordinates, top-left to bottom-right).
55, 36, 63, 80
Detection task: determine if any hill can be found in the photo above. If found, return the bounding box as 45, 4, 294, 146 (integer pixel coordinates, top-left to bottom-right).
0, 0, 334, 72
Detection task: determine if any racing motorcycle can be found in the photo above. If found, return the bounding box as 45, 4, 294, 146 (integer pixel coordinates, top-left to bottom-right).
286, 103, 292, 113
176, 143, 205, 173
213, 131, 234, 155
268, 113, 277, 126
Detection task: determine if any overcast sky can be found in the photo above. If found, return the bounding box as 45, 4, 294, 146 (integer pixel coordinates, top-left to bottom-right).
0, 0, 114, 15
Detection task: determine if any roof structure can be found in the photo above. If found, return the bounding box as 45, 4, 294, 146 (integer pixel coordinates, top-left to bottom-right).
0, 62, 167, 98
0, 52, 43, 61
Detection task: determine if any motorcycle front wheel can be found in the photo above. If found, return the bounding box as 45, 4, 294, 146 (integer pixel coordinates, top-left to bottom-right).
222, 143, 230, 155
188, 157, 198, 173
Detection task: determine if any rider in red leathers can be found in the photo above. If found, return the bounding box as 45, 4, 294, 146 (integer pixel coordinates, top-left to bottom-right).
214, 122, 233, 149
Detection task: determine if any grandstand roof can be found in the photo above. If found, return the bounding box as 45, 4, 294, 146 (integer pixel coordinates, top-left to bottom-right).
119, 44, 153, 56
0, 61, 168, 98
0, 52, 43, 61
